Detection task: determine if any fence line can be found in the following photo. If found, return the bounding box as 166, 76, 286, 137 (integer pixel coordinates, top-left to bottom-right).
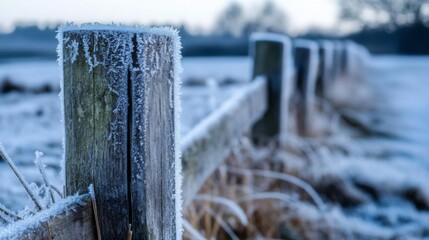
0, 26, 369, 239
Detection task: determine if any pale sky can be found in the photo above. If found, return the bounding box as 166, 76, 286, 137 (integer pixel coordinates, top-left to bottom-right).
0, 0, 340, 34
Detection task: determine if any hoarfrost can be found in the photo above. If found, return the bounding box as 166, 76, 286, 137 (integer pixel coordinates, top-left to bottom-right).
0, 194, 89, 239
34, 151, 55, 207
0, 143, 43, 211
195, 194, 248, 226
56, 23, 184, 239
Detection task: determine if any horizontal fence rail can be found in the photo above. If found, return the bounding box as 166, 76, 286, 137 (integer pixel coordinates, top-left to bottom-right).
181, 77, 267, 207
0, 194, 96, 240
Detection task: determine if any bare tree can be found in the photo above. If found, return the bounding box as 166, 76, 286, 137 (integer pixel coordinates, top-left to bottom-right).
215, 1, 288, 37
215, 2, 246, 37
340, 0, 429, 29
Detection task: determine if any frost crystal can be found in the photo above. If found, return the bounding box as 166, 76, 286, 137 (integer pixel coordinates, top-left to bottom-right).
57, 24, 183, 239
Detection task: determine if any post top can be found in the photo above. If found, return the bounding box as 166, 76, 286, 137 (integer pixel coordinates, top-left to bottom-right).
294, 39, 319, 51
58, 23, 179, 39
250, 32, 291, 46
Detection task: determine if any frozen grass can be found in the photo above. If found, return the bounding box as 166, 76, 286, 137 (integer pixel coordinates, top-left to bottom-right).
0, 144, 63, 227
184, 131, 429, 239
182, 56, 429, 239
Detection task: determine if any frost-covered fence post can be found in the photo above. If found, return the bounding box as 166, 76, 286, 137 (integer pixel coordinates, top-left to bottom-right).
293, 40, 320, 136
60, 25, 182, 240
249, 32, 293, 140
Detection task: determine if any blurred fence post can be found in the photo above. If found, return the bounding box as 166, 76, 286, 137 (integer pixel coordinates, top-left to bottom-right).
250, 32, 293, 141
61, 25, 181, 239
293, 40, 320, 136
317, 40, 335, 102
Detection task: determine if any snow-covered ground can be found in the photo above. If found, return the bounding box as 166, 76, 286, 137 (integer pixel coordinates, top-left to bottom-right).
1, 56, 429, 238
298, 56, 429, 238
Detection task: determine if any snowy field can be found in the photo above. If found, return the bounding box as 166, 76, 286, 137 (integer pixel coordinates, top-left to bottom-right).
1, 56, 429, 238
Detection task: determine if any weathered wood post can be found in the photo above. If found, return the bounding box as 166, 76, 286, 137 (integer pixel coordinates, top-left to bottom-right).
249, 32, 293, 141
293, 40, 320, 136
59, 25, 182, 239
317, 40, 335, 102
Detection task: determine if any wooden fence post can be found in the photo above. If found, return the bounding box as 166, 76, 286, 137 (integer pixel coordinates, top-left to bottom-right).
249, 32, 293, 141
317, 40, 335, 102
293, 40, 320, 136
60, 25, 182, 239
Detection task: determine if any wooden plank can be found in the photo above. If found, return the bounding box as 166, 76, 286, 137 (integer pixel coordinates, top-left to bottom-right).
62, 30, 130, 239
61, 26, 181, 239
130, 33, 179, 239
317, 40, 335, 101
293, 40, 320, 136
0, 194, 97, 240
249, 33, 293, 140
181, 77, 267, 207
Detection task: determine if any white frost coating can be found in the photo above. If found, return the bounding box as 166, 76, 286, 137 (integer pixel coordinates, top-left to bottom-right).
171, 27, 184, 240
56, 23, 183, 239
34, 151, 55, 207
0, 203, 20, 224
241, 192, 296, 203
194, 194, 248, 226
182, 219, 206, 240
67, 40, 79, 64
181, 78, 266, 151
0, 194, 89, 239
0, 143, 44, 211
88, 184, 95, 200
227, 167, 325, 211
55, 27, 66, 184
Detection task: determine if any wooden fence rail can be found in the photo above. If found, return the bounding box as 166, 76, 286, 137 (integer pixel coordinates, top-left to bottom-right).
0, 194, 96, 240
0, 26, 370, 240
181, 77, 267, 207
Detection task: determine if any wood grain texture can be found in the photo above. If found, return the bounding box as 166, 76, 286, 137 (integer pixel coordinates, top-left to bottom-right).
63, 29, 179, 239
181, 78, 267, 207
0, 195, 97, 240
63, 30, 130, 239
130, 34, 178, 239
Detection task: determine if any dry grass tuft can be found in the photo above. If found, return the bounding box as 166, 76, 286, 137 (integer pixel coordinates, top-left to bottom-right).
183, 137, 339, 240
